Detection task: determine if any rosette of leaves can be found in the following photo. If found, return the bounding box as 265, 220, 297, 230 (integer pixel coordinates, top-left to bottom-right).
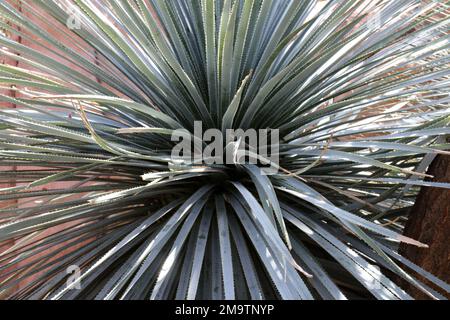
0, 0, 449, 300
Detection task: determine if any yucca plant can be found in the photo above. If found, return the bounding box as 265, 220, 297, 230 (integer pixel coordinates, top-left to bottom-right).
0, 0, 449, 300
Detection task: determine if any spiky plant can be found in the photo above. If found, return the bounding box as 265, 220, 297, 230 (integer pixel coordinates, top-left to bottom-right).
0, 0, 449, 300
